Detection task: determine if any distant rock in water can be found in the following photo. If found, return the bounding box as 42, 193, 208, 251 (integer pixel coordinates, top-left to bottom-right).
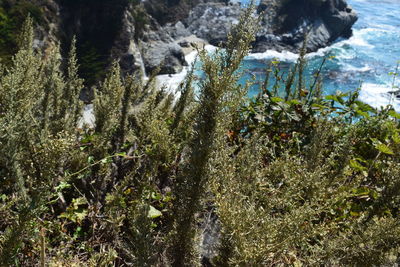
257, 0, 358, 53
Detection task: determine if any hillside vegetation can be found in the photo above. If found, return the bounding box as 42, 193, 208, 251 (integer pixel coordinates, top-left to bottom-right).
1, 12, 400, 266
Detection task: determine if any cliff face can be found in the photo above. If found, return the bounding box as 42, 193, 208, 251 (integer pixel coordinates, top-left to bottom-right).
256, 0, 358, 52
0, 0, 60, 62
111, 0, 357, 78
0, 0, 357, 82
186, 0, 357, 52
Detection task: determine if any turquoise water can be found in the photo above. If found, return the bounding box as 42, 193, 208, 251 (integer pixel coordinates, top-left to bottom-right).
240, 0, 400, 110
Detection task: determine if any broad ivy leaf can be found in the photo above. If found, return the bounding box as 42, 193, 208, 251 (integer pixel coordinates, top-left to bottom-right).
148, 205, 162, 219
392, 131, 400, 144
375, 143, 394, 155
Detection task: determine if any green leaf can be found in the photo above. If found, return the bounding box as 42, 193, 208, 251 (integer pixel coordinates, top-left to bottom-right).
75, 209, 88, 222
151, 192, 162, 200
116, 152, 127, 157
351, 187, 370, 196
355, 109, 369, 118
349, 159, 367, 171
375, 143, 394, 155
148, 205, 162, 219
73, 226, 84, 239
72, 197, 87, 209
389, 110, 400, 119
87, 156, 94, 163
311, 103, 328, 110
392, 131, 400, 144
288, 99, 301, 105
350, 211, 360, 217
325, 95, 338, 102
354, 101, 375, 113
270, 97, 284, 103
55, 181, 71, 192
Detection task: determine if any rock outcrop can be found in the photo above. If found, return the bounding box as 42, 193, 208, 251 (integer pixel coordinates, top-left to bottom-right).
183, 0, 358, 53
111, 11, 187, 76
255, 0, 358, 52
185, 2, 242, 46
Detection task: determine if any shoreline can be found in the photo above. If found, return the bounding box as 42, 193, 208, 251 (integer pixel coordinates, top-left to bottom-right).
155, 35, 210, 96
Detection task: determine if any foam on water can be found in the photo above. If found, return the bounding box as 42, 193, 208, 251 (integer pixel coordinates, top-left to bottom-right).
343, 29, 375, 48
79, 104, 95, 128
359, 83, 400, 111
156, 50, 199, 96
156, 45, 218, 95
247, 50, 299, 62
343, 64, 373, 73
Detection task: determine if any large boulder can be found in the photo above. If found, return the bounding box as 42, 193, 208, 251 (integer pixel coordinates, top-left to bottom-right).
255, 0, 358, 52
142, 41, 187, 74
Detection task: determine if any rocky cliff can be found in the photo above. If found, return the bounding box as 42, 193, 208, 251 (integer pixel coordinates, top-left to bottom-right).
111, 0, 357, 77
185, 0, 357, 52
0, 0, 357, 82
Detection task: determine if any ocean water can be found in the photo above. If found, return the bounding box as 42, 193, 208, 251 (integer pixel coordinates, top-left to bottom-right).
241, 0, 400, 110
157, 0, 400, 110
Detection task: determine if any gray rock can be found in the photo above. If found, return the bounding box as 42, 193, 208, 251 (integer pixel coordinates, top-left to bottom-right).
178, 40, 191, 48
167, 21, 192, 39
111, 11, 142, 75
186, 2, 242, 46
183, 0, 357, 53
108, 0, 358, 76
142, 41, 187, 75
111, 9, 188, 76
87, 0, 358, 77
267, 0, 358, 52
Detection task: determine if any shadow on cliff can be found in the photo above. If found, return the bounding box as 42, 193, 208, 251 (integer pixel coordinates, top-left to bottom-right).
59, 0, 129, 85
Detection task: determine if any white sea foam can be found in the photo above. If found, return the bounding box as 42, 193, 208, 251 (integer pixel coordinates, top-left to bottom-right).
247, 50, 299, 62
245, 36, 360, 63
156, 50, 199, 96
359, 83, 400, 111
78, 104, 95, 128
204, 44, 219, 54
344, 31, 374, 48
344, 64, 373, 72
305, 28, 380, 61
156, 44, 218, 96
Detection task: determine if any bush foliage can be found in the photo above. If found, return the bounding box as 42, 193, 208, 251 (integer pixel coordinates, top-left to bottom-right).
1, 12, 400, 266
